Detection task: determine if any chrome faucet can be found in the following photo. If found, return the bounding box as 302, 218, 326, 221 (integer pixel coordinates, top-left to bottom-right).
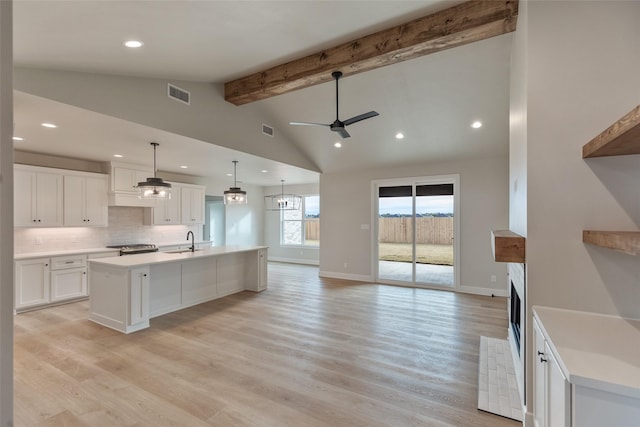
186, 230, 195, 252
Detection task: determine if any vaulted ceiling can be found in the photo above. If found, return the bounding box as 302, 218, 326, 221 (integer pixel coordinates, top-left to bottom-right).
12, 0, 513, 185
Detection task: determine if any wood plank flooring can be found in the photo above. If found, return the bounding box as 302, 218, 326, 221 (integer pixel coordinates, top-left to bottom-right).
14, 262, 520, 426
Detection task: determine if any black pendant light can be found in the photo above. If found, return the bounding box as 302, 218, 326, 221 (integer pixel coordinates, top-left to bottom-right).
224, 160, 247, 204
136, 142, 171, 199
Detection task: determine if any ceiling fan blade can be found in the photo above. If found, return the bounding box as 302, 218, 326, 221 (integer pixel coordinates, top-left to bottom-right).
289, 121, 330, 127
336, 128, 351, 138
343, 111, 379, 126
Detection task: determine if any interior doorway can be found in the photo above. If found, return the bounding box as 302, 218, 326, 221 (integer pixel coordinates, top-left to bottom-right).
204, 195, 225, 246
374, 175, 459, 289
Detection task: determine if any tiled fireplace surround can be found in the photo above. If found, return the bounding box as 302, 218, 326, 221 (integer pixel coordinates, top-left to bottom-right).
508, 262, 526, 407
14, 206, 203, 254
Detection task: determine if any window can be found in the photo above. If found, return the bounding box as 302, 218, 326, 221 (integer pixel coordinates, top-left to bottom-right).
281, 195, 319, 246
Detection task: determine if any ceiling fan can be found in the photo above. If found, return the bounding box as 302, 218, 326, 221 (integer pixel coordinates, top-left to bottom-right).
290, 71, 379, 139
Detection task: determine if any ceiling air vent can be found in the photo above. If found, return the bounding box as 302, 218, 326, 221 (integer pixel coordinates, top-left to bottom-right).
262, 123, 274, 137
167, 83, 190, 105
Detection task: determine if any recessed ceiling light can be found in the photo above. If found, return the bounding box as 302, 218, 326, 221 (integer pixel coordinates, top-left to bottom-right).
226, 173, 233, 177
180, 165, 188, 169
395, 132, 405, 140
124, 40, 143, 48
12, 136, 24, 141
41, 123, 57, 128
261, 170, 268, 173
471, 121, 483, 129
113, 154, 123, 158
334, 141, 342, 148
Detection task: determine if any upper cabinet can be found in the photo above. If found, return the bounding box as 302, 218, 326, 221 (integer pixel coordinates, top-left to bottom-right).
108, 162, 157, 207
144, 182, 205, 226
582, 105, 640, 255
145, 184, 182, 225
181, 184, 205, 225
63, 172, 108, 227
14, 165, 64, 227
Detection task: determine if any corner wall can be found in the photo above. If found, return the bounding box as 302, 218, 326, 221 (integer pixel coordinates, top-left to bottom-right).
513, 2, 640, 423
319, 155, 509, 294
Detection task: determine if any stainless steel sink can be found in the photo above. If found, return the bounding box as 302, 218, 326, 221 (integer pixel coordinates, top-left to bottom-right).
165, 249, 203, 254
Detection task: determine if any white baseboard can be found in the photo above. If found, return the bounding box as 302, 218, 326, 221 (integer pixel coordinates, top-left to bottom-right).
268, 257, 319, 266
459, 285, 508, 297
319, 270, 373, 283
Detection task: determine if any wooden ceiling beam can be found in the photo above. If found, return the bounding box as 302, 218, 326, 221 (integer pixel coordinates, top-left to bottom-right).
224, 0, 518, 105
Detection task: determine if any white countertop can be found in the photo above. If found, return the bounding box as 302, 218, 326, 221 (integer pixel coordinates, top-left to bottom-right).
533, 306, 640, 399
14, 241, 213, 260
88, 245, 268, 268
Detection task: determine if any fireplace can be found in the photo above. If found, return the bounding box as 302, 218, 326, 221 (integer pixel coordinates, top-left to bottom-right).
510, 281, 522, 355
508, 262, 525, 406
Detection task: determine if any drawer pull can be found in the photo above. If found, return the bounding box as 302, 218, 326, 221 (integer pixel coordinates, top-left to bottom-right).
65, 261, 75, 264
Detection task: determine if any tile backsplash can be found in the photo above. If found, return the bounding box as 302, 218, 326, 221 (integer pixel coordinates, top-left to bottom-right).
14, 206, 203, 254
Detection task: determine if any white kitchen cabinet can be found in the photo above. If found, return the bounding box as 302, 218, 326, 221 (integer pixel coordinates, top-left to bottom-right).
533, 307, 640, 427
15, 258, 50, 310
534, 317, 570, 427
245, 248, 268, 292
51, 268, 87, 302
181, 184, 205, 225
112, 166, 151, 193
129, 267, 150, 327
14, 165, 64, 227
145, 184, 181, 225
108, 162, 157, 207
64, 172, 108, 226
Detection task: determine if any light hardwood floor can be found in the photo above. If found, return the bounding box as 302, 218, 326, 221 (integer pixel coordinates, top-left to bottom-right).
14, 263, 520, 426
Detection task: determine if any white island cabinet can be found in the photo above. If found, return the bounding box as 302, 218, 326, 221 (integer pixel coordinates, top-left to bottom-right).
88, 246, 268, 333
533, 306, 640, 427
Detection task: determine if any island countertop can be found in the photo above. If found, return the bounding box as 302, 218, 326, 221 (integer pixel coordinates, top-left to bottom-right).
88, 245, 268, 268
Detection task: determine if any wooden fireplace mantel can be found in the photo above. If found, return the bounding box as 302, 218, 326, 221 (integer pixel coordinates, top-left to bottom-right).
492, 230, 526, 263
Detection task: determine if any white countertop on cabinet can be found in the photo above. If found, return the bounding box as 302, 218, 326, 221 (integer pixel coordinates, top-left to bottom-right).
88, 245, 268, 268
533, 306, 640, 399
14, 241, 213, 260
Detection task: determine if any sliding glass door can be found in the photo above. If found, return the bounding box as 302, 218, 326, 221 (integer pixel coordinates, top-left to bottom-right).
376, 175, 458, 289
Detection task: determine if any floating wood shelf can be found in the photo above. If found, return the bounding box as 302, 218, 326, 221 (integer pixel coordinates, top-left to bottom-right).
582, 105, 640, 158
583, 230, 640, 256
491, 230, 525, 263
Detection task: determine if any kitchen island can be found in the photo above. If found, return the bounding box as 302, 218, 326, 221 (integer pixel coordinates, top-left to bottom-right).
88, 246, 267, 333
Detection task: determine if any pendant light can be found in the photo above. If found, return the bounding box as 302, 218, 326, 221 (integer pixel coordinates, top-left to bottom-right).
264, 179, 302, 211
224, 160, 247, 204
136, 142, 171, 199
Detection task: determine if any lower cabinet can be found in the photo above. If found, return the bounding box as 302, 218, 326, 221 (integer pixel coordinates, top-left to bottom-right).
129, 267, 150, 327
15, 258, 50, 310
533, 310, 640, 427
533, 317, 570, 427
15, 254, 88, 311
51, 267, 87, 302
245, 248, 268, 292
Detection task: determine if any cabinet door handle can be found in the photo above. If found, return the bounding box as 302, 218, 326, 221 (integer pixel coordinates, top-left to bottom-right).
537, 351, 544, 356
143, 274, 148, 277
540, 357, 548, 363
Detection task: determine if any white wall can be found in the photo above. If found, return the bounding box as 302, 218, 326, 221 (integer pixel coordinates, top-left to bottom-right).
512, 2, 640, 423
319, 155, 509, 294
263, 182, 320, 264
13, 68, 319, 173
0, 1, 12, 424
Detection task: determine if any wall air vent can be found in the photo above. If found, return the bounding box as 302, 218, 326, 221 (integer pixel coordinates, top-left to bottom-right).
167, 83, 190, 105
262, 123, 274, 137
